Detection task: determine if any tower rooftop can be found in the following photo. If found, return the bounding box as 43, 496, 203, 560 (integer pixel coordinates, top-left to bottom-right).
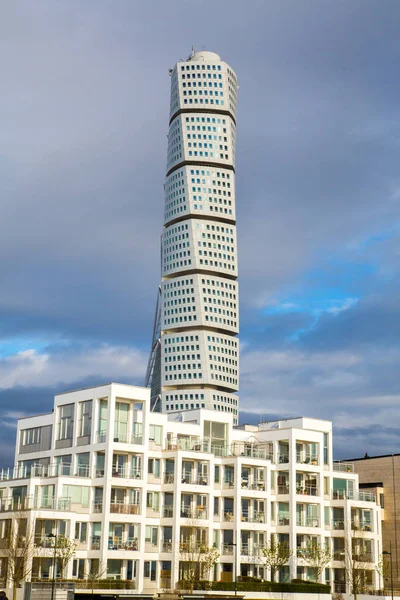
188, 50, 221, 62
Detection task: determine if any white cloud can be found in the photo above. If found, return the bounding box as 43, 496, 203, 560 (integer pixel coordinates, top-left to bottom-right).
0, 344, 147, 390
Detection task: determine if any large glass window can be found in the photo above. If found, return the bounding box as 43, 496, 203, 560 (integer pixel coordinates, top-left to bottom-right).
149, 425, 162, 445
114, 403, 129, 441
323, 433, 329, 465
62, 485, 89, 507
22, 427, 41, 445
58, 404, 74, 440
79, 400, 92, 437
98, 400, 108, 435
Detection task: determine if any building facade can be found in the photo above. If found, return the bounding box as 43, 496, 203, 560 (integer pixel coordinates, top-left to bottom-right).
0, 383, 382, 593
146, 49, 240, 424
347, 454, 399, 588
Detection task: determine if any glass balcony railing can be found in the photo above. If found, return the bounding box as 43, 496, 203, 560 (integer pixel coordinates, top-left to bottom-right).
333, 462, 354, 473
108, 536, 138, 551
109, 502, 140, 515
296, 515, 320, 528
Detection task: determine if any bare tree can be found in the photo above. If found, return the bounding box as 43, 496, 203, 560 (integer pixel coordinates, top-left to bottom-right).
376, 555, 390, 591
261, 536, 292, 582
2, 513, 35, 600
84, 559, 108, 594
54, 535, 77, 578
302, 540, 332, 582
344, 528, 375, 600
179, 524, 219, 591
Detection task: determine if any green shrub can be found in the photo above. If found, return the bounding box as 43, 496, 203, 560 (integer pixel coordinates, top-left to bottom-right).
190, 580, 330, 594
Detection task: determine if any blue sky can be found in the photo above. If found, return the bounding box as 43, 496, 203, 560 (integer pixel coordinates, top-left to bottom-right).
1, 0, 400, 464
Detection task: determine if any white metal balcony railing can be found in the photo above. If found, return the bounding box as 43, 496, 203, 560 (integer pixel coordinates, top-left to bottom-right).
277, 485, 290, 495
164, 473, 175, 484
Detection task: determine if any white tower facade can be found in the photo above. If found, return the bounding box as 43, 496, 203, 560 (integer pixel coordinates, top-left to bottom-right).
146, 50, 239, 424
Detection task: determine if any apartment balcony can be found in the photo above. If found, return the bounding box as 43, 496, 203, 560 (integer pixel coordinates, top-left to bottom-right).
164, 473, 175, 484
0, 463, 91, 480
277, 454, 289, 464
223, 511, 235, 522
296, 485, 319, 497
333, 461, 354, 473
111, 467, 142, 480
162, 541, 173, 552
296, 454, 319, 466
241, 544, 262, 557
181, 474, 209, 486
109, 502, 140, 515
163, 506, 174, 518
108, 536, 138, 551
277, 485, 289, 495
91, 537, 101, 550
221, 543, 234, 555
353, 552, 374, 563
223, 479, 235, 490
0, 496, 74, 513
34, 535, 57, 548
332, 519, 345, 530
180, 507, 208, 520
296, 516, 320, 528
241, 510, 265, 523
241, 480, 265, 491
93, 502, 103, 514
113, 432, 143, 445
333, 551, 345, 561
351, 520, 373, 532
277, 514, 290, 526
357, 491, 376, 503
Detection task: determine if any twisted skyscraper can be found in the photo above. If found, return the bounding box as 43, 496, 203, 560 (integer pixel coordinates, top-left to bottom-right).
146, 49, 239, 424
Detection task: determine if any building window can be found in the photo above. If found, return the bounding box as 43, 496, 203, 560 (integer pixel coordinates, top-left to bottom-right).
57, 404, 74, 440
323, 433, 329, 465
78, 400, 92, 437
22, 427, 41, 446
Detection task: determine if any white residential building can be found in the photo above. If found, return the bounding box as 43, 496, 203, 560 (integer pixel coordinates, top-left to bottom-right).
0, 383, 382, 593
146, 49, 239, 423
